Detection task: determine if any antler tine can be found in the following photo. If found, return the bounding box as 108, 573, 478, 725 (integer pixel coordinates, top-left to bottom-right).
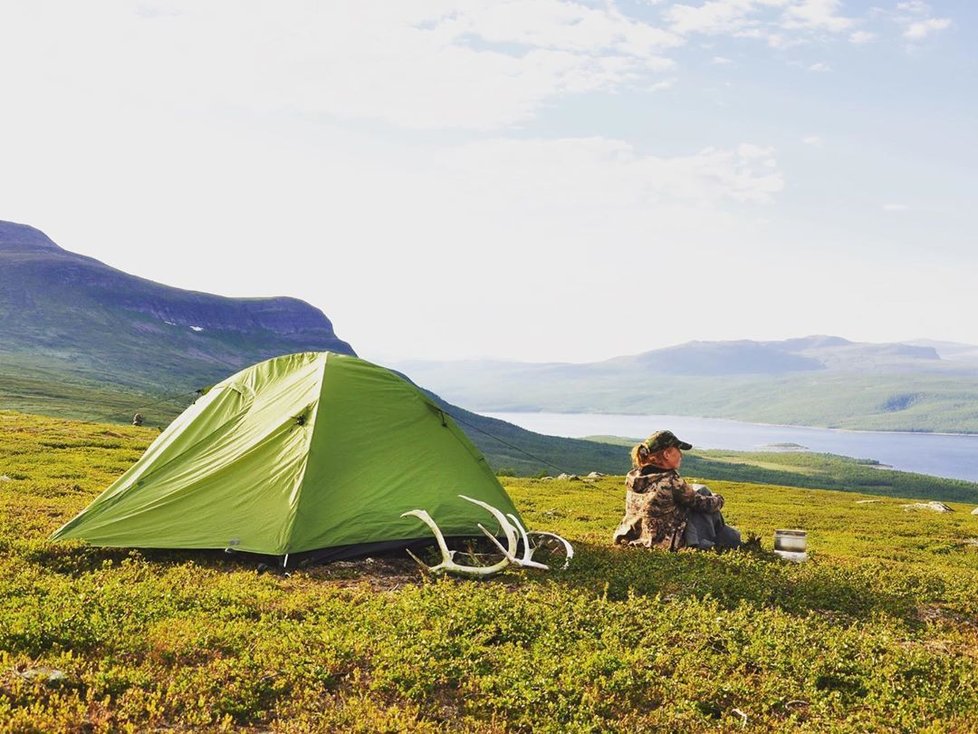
401, 510, 455, 572
402, 507, 512, 577
403, 499, 574, 576
477, 523, 512, 557
405, 547, 435, 573
526, 531, 575, 570
458, 495, 518, 552
506, 513, 550, 570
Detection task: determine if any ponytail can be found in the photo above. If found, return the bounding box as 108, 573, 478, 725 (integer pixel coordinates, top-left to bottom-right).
631, 443, 670, 469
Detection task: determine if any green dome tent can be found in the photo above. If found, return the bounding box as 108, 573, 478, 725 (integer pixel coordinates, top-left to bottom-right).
51, 352, 520, 564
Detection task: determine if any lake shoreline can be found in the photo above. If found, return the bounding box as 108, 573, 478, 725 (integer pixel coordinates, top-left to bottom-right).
482, 411, 978, 483
484, 409, 978, 438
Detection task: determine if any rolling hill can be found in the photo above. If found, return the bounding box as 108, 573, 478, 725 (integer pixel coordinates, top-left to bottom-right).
0, 219, 628, 475
0, 220, 354, 389
393, 336, 978, 433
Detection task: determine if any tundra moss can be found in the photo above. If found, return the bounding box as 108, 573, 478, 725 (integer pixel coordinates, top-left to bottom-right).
1, 411, 978, 732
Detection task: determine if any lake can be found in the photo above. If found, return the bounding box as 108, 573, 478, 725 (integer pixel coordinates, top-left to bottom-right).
482, 412, 978, 483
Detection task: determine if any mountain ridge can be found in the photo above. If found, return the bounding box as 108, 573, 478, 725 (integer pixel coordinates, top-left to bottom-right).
0, 219, 630, 475
0, 220, 64, 252
0, 219, 347, 337
392, 335, 978, 433
0, 219, 355, 388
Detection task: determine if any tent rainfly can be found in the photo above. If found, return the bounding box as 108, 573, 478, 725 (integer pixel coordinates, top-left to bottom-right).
51, 352, 521, 564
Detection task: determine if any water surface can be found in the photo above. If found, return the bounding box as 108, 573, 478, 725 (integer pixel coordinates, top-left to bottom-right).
482, 412, 978, 483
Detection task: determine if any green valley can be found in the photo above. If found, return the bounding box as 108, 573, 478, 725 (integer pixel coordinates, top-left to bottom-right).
394, 339, 978, 434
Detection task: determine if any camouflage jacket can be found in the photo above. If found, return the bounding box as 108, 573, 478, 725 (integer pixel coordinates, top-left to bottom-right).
613, 466, 724, 550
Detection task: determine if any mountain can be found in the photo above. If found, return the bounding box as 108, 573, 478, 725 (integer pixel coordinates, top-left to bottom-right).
904, 339, 978, 362
604, 335, 948, 375
605, 340, 825, 375
394, 336, 978, 433
0, 220, 354, 390
0, 220, 629, 475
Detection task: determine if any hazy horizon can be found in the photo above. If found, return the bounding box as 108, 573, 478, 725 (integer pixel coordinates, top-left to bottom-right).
13, 213, 973, 367
386, 332, 978, 365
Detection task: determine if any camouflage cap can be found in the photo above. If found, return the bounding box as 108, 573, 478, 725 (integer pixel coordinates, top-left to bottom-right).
643, 430, 692, 453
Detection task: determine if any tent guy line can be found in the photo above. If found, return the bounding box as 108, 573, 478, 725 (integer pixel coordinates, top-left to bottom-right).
444, 409, 570, 476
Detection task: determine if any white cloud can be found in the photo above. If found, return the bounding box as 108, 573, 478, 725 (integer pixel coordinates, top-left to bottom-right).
666, 0, 760, 36
438, 138, 784, 208
666, 0, 855, 42
848, 31, 876, 44
896, 1, 930, 15
447, 1, 682, 52
808, 62, 831, 72
648, 77, 678, 91
883, 203, 910, 212
802, 135, 822, 145
0, 0, 954, 138
782, 0, 853, 32
712, 55, 734, 63
892, 1, 952, 41
903, 17, 951, 40
0, 1, 681, 133
663, 0, 952, 52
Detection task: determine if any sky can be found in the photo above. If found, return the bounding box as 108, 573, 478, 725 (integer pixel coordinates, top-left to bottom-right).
1, 1, 975, 363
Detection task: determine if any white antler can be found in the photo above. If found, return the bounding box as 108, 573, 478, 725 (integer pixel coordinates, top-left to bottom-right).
400, 509, 458, 572
458, 494, 518, 554
402, 496, 574, 576
460, 503, 547, 570
401, 500, 517, 577
503, 513, 550, 570
473, 508, 573, 572
525, 530, 574, 571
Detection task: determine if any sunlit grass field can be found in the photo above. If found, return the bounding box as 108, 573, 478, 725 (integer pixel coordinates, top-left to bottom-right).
2, 410, 978, 732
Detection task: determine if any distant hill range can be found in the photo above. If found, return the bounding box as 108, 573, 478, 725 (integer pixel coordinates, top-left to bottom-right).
394, 336, 978, 434
0, 220, 626, 475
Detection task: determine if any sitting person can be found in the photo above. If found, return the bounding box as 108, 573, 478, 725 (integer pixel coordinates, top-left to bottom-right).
613, 430, 741, 551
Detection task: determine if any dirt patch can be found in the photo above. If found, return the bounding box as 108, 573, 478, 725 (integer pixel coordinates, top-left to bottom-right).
299, 556, 425, 592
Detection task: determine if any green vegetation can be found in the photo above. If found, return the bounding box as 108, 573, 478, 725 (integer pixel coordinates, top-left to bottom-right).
0, 228, 353, 402
403, 365, 978, 434
3, 410, 978, 731
682, 450, 978, 503
0, 363, 631, 476
12, 359, 978, 494
0, 361, 195, 426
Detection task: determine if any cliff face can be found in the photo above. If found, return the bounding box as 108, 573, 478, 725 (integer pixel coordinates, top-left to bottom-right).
0, 220, 355, 388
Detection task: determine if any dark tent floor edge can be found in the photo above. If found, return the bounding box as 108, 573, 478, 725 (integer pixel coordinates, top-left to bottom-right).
288, 535, 488, 567
219, 534, 505, 567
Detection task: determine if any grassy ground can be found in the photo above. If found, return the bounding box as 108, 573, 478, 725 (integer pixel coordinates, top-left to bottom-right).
2, 411, 978, 731
0, 364, 197, 427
